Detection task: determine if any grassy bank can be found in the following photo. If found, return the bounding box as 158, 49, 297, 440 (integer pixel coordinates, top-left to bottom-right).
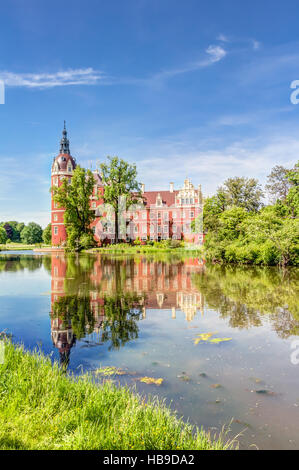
0, 243, 50, 251
0, 342, 229, 450
86, 241, 203, 255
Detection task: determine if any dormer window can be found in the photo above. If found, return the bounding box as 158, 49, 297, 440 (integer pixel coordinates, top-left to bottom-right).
68, 165, 72, 172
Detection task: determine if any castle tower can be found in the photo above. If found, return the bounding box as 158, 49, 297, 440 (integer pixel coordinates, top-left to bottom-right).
51, 122, 76, 246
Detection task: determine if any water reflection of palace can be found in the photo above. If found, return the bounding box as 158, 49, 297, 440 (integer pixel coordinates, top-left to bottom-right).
50, 255, 205, 364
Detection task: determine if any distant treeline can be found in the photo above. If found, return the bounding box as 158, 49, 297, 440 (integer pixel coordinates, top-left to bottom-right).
0, 221, 51, 245
193, 161, 299, 266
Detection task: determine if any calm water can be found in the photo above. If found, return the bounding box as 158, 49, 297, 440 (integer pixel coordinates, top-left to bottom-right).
0, 251, 299, 450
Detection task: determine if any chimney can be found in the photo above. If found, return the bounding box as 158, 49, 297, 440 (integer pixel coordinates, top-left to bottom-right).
169, 182, 174, 193
141, 183, 145, 193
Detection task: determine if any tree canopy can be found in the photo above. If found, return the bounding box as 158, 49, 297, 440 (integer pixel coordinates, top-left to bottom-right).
42, 223, 52, 245
100, 156, 142, 242
265, 165, 292, 203
20, 222, 43, 244
218, 176, 264, 212
52, 165, 96, 251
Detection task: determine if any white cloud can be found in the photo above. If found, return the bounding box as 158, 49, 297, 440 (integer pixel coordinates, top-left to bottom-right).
0, 68, 105, 88
93, 134, 298, 198
144, 45, 227, 85
205, 45, 227, 63
157, 141, 296, 196
252, 40, 261, 50
0, 44, 227, 91
217, 34, 229, 43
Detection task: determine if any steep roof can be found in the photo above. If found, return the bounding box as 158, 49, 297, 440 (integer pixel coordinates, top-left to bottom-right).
142, 190, 179, 207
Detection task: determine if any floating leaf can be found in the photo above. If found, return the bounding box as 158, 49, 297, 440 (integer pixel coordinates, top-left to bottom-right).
193, 332, 215, 344
177, 374, 190, 382
209, 338, 232, 344
95, 366, 126, 376
193, 332, 232, 345
139, 376, 163, 386
255, 389, 275, 395
211, 383, 222, 389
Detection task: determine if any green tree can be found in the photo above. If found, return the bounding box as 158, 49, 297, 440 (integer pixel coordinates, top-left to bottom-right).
52, 166, 96, 251
202, 194, 227, 233
16, 222, 25, 237
219, 177, 264, 212
267, 218, 299, 266
100, 156, 142, 243
20, 222, 43, 244
2, 223, 14, 240
218, 206, 249, 240
6, 221, 22, 241
265, 165, 291, 203
286, 161, 299, 217
0, 227, 7, 244
42, 223, 52, 245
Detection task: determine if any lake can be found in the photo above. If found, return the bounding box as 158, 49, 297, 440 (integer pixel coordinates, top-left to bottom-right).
0, 251, 298, 450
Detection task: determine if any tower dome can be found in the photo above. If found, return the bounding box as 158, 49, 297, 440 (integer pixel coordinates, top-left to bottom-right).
52, 121, 76, 174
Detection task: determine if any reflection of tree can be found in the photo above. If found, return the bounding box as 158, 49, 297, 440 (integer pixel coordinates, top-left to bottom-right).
63, 255, 98, 296
101, 292, 145, 350
52, 295, 95, 340
193, 265, 299, 338
0, 255, 44, 272
42, 256, 52, 275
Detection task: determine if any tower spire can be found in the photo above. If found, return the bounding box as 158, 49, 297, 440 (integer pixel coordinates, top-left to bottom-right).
59, 121, 70, 154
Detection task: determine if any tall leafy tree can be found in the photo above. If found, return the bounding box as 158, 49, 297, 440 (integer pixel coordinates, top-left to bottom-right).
201, 193, 227, 233
16, 222, 25, 237
286, 161, 299, 217
219, 177, 264, 212
52, 166, 96, 251
2, 223, 14, 241
42, 223, 52, 245
6, 221, 21, 241
100, 156, 142, 243
265, 165, 291, 203
20, 222, 43, 244
0, 227, 7, 244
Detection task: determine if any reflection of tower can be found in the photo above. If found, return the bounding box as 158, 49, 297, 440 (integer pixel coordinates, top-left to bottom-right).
51, 317, 75, 368
50, 254, 76, 366
176, 292, 203, 322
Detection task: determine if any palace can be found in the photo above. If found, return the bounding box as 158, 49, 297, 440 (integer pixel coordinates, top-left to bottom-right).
51, 124, 203, 246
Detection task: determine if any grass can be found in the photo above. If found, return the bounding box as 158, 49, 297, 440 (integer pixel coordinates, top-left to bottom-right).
86, 242, 204, 255
0, 243, 50, 251
0, 342, 231, 450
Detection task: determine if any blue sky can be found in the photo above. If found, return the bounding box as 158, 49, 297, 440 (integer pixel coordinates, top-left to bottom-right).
1, 0, 299, 227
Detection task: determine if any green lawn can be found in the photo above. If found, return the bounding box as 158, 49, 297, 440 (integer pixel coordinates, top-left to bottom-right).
0, 243, 50, 251
86, 242, 203, 255
0, 342, 231, 450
